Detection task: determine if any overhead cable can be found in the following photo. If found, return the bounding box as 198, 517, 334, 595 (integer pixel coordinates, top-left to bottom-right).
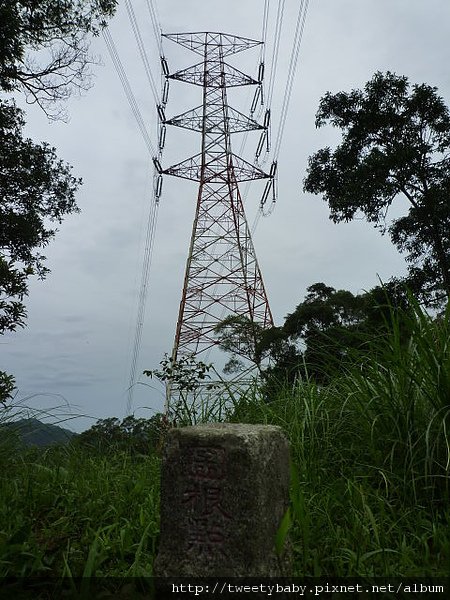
266, 0, 286, 109
273, 0, 311, 159
123, 0, 165, 415
260, 0, 270, 64
252, 0, 311, 224
103, 28, 157, 157
238, 0, 271, 190
145, 0, 163, 55
125, 186, 160, 416
124, 0, 160, 106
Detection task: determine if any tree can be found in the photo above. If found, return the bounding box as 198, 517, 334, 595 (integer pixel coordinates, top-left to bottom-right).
214, 315, 266, 374
0, 371, 16, 405
256, 283, 367, 387
0, 1, 117, 401
74, 414, 168, 456
0, 100, 81, 335
0, 0, 117, 119
279, 281, 410, 383
304, 72, 450, 307
215, 281, 412, 392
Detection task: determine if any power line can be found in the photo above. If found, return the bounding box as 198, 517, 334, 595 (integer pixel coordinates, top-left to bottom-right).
249, 0, 311, 225
118, 0, 311, 412
145, 0, 163, 55
102, 27, 157, 157
273, 0, 311, 159
124, 0, 160, 106
266, 0, 286, 109
103, 19, 162, 415
125, 182, 160, 416
238, 0, 273, 207
122, 0, 165, 415
245, 0, 283, 231
259, 0, 270, 64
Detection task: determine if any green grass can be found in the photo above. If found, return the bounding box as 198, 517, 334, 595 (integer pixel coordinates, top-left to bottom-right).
229, 298, 450, 576
0, 298, 449, 583
0, 444, 160, 583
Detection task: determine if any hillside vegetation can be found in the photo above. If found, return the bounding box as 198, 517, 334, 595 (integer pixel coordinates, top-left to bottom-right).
0, 299, 449, 597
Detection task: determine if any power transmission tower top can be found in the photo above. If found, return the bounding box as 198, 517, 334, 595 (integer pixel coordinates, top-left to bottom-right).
160, 31, 274, 377
164, 32, 262, 57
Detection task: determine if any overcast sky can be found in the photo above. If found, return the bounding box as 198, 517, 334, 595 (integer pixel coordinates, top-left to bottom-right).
3, 1, 450, 432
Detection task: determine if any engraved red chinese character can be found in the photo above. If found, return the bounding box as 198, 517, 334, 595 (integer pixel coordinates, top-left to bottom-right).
190, 447, 225, 480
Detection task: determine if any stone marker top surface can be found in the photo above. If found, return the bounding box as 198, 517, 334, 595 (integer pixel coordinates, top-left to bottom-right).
179, 422, 284, 437
169, 423, 287, 458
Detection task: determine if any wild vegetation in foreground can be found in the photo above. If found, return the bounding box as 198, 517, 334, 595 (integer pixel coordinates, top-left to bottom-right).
0, 300, 449, 593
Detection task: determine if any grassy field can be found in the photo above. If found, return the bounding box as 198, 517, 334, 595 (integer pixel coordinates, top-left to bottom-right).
0, 300, 449, 593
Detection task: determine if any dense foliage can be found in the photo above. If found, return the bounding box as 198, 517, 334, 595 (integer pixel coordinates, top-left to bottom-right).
216, 280, 412, 388
74, 414, 168, 455
304, 71, 450, 307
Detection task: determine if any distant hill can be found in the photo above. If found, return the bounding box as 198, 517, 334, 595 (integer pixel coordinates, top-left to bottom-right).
0, 418, 77, 448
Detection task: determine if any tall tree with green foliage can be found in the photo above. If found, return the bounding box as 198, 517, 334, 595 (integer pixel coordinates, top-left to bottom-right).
277, 281, 410, 383
304, 72, 450, 307
0, 0, 117, 401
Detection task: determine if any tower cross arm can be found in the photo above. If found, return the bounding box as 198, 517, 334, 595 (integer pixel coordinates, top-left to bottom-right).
168, 61, 258, 88
162, 153, 272, 183
163, 32, 262, 57
166, 105, 265, 134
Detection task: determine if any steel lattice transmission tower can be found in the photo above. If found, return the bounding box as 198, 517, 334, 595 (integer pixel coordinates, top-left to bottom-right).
158, 32, 274, 408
